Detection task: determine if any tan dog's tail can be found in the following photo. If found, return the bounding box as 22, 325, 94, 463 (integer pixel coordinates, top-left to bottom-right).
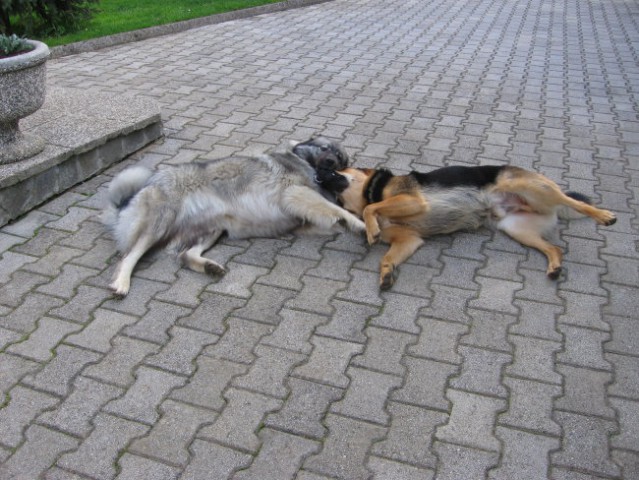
558, 191, 592, 219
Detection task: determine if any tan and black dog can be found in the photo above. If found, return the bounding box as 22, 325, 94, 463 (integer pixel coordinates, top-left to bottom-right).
335, 165, 617, 290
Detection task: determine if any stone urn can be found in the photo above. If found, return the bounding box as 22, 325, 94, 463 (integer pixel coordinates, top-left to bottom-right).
0, 39, 50, 164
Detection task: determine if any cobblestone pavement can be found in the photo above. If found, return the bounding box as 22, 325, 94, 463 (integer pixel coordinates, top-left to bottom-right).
1, 0, 638, 478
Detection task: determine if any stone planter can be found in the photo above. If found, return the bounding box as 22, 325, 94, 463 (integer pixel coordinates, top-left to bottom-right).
0, 39, 50, 164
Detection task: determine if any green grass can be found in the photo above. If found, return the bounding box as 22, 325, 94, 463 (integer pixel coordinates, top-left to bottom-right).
43, 0, 282, 46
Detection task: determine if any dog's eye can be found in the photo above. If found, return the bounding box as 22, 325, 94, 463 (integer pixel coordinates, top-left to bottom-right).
320, 145, 329, 151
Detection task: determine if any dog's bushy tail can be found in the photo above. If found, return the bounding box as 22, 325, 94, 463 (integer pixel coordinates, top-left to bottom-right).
558, 191, 592, 219
101, 166, 153, 228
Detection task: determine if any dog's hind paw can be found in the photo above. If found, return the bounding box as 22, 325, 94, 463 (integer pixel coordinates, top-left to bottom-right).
109, 282, 129, 298
204, 262, 227, 276
547, 266, 562, 280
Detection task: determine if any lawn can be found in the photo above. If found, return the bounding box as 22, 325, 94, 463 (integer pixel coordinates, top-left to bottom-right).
43, 0, 282, 46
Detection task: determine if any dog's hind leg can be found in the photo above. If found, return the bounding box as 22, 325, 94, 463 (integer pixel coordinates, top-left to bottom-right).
494, 175, 617, 226
111, 233, 157, 297
378, 226, 425, 290
362, 193, 429, 245
179, 231, 226, 276
497, 215, 563, 279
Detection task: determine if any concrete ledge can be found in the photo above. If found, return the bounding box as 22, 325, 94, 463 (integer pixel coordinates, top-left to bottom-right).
51, 0, 333, 58
0, 87, 162, 226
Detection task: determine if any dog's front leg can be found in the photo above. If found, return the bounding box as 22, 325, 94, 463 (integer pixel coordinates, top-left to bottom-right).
362, 194, 429, 245
283, 186, 365, 233
378, 226, 425, 290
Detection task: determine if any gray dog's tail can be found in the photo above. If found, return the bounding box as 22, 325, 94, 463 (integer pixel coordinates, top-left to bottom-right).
101, 166, 153, 227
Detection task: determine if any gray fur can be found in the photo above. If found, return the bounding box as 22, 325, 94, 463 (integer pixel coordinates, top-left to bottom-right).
102, 137, 364, 296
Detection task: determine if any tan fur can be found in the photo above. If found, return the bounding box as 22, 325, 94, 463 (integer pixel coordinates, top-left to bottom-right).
338, 166, 617, 290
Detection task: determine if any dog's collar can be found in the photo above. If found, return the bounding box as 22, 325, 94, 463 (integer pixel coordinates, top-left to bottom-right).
365, 169, 394, 204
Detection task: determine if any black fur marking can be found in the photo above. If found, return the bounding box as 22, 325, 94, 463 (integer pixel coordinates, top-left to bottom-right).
365, 169, 394, 204
411, 165, 505, 189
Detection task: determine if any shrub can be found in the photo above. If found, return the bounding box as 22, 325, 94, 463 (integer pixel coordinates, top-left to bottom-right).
0, 33, 34, 57
1, 0, 99, 38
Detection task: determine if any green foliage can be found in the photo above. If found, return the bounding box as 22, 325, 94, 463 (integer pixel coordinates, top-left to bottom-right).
0, 32, 33, 56
0, 0, 98, 38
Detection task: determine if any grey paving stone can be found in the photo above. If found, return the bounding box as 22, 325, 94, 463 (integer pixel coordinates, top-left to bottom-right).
610, 397, 639, 452
505, 335, 563, 385
123, 300, 192, 344
449, 345, 511, 398
0, 425, 78, 480
314, 299, 378, 344
129, 399, 215, 467
1, 271, 55, 312
65, 308, 137, 353
0, 385, 59, 448
607, 353, 639, 399
115, 454, 180, 480
419, 284, 475, 324
7, 316, 81, 361
198, 387, 281, 453
180, 440, 252, 480
48, 285, 113, 324
510, 299, 564, 342
372, 402, 446, 468
499, 376, 561, 437
368, 456, 435, 480
330, 366, 402, 425
103, 366, 186, 424
83, 335, 159, 387
489, 426, 560, 480
205, 262, 269, 298
232, 428, 320, 480
232, 344, 306, 398
352, 327, 416, 375
392, 357, 458, 411
369, 292, 425, 334
203, 317, 273, 364
552, 412, 621, 478
22, 344, 102, 396
293, 336, 364, 388
303, 414, 386, 480
58, 413, 149, 480
23, 245, 84, 277
433, 441, 500, 480
144, 326, 218, 375
555, 364, 615, 419
233, 284, 296, 325
0, 292, 65, 333
408, 318, 467, 364
436, 389, 506, 452
557, 325, 612, 371
36, 264, 99, 299
264, 377, 343, 439
37, 376, 122, 437
259, 308, 327, 354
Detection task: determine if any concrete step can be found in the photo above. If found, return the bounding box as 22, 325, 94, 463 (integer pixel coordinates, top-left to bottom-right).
0, 87, 162, 227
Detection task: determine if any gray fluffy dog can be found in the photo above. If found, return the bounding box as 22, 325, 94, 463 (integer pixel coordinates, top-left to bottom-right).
102, 137, 364, 296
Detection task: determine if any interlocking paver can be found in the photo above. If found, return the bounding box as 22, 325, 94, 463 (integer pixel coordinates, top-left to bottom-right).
57, 413, 149, 480
128, 399, 215, 467
2, 0, 638, 478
